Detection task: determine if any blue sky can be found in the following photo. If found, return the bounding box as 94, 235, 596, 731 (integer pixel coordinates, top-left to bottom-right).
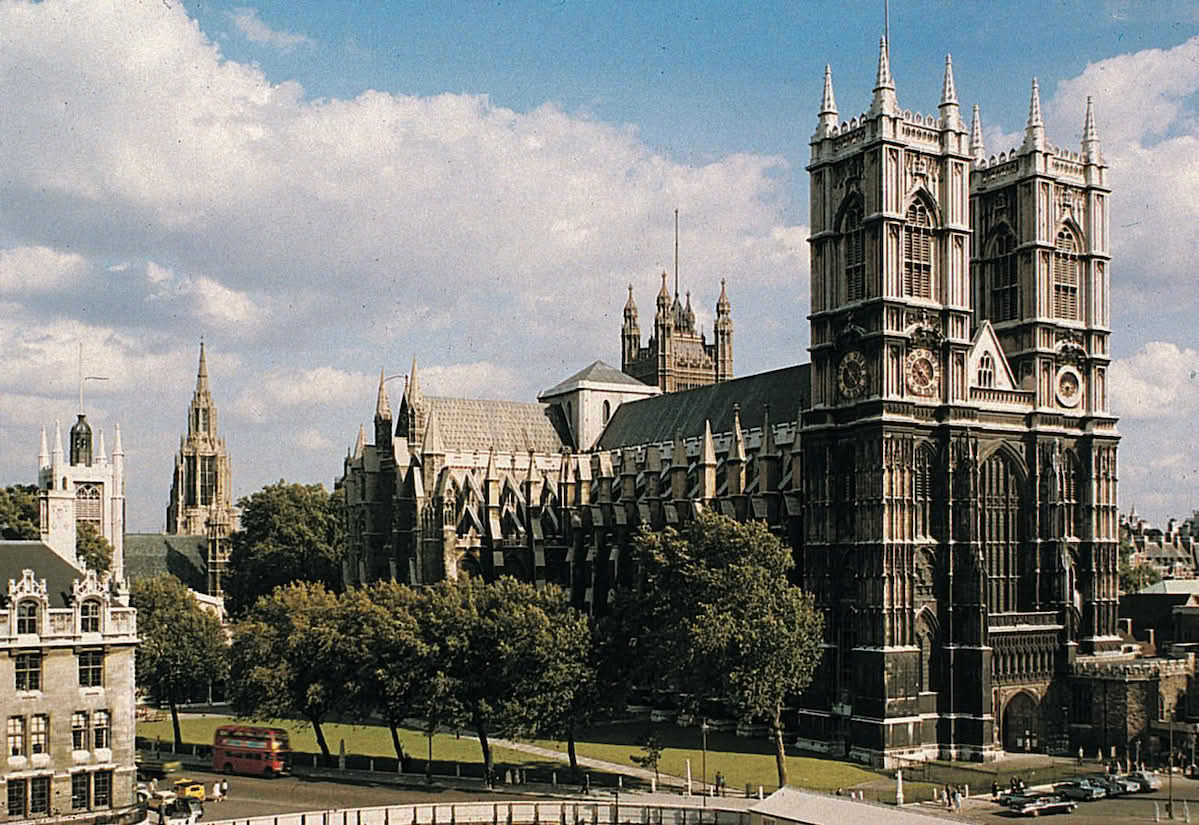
0, 0, 1197, 530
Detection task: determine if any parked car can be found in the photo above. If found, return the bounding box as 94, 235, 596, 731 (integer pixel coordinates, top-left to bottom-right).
139, 791, 202, 825
1087, 774, 1135, 796
1012, 796, 1078, 817
1000, 790, 1044, 808
171, 778, 206, 801
1053, 779, 1107, 800
1126, 771, 1163, 792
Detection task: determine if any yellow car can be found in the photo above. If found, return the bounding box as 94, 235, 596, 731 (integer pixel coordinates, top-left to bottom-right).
171, 778, 206, 802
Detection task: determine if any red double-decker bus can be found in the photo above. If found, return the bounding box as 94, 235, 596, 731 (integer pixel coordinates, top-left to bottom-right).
211, 725, 291, 777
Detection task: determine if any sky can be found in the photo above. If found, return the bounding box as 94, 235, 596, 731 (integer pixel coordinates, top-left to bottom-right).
0, 0, 1197, 531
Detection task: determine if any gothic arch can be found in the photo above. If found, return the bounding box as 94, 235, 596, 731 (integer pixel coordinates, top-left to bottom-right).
976, 441, 1030, 485
903, 187, 943, 228
977, 446, 1030, 613
833, 191, 865, 233
1001, 689, 1044, 753
914, 605, 940, 694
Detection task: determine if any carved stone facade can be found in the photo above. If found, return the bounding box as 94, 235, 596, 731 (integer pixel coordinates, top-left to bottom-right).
166, 342, 237, 596
622, 274, 733, 392
338, 44, 1125, 768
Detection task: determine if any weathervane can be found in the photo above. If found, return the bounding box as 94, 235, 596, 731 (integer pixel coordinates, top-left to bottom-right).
77, 342, 109, 413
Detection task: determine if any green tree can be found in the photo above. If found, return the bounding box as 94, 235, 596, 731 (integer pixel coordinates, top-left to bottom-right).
1118, 536, 1162, 594
130, 575, 228, 750
228, 581, 367, 758
0, 484, 39, 540
421, 578, 592, 785
624, 511, 823, 788
225, 481, 344, 617
76, 521, 113, 574
630, 732, 663, 785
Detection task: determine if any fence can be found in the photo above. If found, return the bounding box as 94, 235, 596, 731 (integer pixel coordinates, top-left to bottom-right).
203, 801, 751, 825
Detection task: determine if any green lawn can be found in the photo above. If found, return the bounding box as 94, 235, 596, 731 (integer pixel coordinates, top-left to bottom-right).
140, 715, 928, 799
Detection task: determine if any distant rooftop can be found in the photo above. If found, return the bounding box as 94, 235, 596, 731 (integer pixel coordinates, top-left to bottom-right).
539, 360, 656, 398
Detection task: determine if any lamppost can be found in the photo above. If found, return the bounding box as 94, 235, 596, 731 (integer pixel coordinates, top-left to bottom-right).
701, 719, 709, 805
1169, 708, 1175, 819
426, 727, 434, 785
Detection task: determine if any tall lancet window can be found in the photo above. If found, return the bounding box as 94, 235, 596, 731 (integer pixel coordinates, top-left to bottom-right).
902, 202, 933, 299
990, 232, 1020, 321
843, 206, 865, 303
1053, 229, 1081, 321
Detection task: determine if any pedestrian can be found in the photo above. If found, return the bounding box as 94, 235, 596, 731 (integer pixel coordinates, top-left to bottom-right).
221, 778, 229, 801
149, 777, 158, 793
944, 784, 952, 809
953, 787, 962, 812
991, 781, 998, 800
212, 781, 222, 803
1078, 746, 1084, 765
835, 787, 843, 796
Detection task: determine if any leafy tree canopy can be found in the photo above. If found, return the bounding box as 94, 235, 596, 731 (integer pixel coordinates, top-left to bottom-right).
76, 521, 113, 575
0, 484, 39, 540
622, 511, 823, 788
130, 575, 227, 750
225, 481, 344, 616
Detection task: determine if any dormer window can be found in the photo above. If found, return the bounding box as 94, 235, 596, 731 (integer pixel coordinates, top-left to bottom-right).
80, 600, 101, 634
16, 602, 39, 635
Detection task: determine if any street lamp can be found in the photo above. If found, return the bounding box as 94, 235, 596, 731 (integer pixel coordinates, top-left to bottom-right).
426, 727, 434, 785
700, 719, 710, 805
1169, 708, 1175, 819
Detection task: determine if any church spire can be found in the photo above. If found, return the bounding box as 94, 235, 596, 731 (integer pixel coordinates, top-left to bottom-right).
407, 357, 422, 409
970, 104, 985, 164
1081, 96, 1102, 164
38, 426, 48, 469
1023, 78, 1046, 151
939, 54, 962, 131
196, 338, 209, 396
817, 64, 838, 137
375, 368, 391, 419
870, 36, 898, 116
352, 424, 366, 460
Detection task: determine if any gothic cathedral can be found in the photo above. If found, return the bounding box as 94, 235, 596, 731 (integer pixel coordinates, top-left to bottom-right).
800, 43, 1118, 761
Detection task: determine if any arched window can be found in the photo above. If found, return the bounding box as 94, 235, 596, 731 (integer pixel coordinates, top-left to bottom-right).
1053, 229, 1080, 321
843, 205, 866, 302
990, 231, 1019, 321
75, 484, 101, 527
1060, 451, 1080, 539
902, 201, 934, 299
16, 601, 39, 635
80, 600, 101, 634
913, 448, 933, 539
978, 353, 995, 388
602, 400, 611, 425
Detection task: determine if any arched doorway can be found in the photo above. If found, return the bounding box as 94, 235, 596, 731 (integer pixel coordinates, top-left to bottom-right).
1003, 692, 1042, 752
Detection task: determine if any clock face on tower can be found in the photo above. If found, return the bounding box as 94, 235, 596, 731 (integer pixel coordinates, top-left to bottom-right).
1056, 366, 1082, 408
838, 350, 868, 400
904, 348, 939, 397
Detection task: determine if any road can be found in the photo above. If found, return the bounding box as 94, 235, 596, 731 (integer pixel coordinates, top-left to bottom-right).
960, 776, 1199, 823
162, 769, 534, 822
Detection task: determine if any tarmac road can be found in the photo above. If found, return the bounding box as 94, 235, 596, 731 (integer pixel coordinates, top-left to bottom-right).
959, 775, 1199, 823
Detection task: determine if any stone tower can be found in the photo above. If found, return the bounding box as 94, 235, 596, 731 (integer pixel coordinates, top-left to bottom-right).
167, 341, 236, 592
799, 43, 1119, 766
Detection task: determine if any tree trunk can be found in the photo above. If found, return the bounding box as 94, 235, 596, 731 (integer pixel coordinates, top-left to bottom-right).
473, 709, 493, 787
567, 721, 580, 781
772, 701, 788, 789
169, 700, 183, 752
389, 720, 405, 764
311, 718, 331, 758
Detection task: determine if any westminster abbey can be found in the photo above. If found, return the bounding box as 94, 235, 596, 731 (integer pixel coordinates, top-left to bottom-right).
337, 40, 1158, 767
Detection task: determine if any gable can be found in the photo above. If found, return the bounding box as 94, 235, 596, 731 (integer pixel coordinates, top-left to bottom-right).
967, 321, 1019, 391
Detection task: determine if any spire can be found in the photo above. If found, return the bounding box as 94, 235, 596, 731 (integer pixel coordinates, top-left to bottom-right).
623, 283, 637, 319
701, 419, 717, 467
817, 64, 839, 137
731, 405, 746, 463
353, 424, 366, 460
1081, 95, 1102, 163
96, 430, 107, 464
196, 338, 209, 395
375, 368, 391, 420
421, 409, 444, 456
407, 357, 422, 408
939, 54, 962, 131
38, 426, 48, 469
53, 419, 64, 460
485, 447, 497, 481
1023, 78, 1046, 151
870, 36, 898, 116
656, 270, 671, 316
970, 104, 985, 164
716, 278, 731, 316
113, 423, 123, 456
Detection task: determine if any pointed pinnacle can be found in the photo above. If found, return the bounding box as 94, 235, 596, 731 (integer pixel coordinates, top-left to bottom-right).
196, 339, 209, 394
1082, 96, 1102, 163
940, 54, 958, 106
820, 64, 838, 116
970, 104, 985, 162
875, 36, 894, 91
353, 424, 366, 459
375, 368, 392, 419
1027, 78, 1043, 128
701, 420, 717, 466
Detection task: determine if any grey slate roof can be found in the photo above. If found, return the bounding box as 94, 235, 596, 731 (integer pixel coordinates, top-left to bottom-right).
124, 534, 208, 594
752, 786, 959, 825
0, 541, 83, 607
596, 363, 810, 449
425, 397, 573, 453
540, 360, 652, 397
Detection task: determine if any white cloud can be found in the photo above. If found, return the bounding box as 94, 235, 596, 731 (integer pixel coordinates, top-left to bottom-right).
0, 246, 87, 294
146, 261, 173, 284
225, 7, 314, 52
229, 367, 377, 423
1109, 341, 1199, 420
295, 428, 333, 451
420, 362, 527, 400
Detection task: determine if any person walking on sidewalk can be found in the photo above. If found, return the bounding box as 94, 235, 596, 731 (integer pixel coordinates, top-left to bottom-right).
220, 779, 229, 801
211, 781, 222, 803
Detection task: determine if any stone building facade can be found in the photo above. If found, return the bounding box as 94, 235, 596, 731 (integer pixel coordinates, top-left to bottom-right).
166, 342, 237, 597
339, 42, 1138, 767
0, 563, 137, 822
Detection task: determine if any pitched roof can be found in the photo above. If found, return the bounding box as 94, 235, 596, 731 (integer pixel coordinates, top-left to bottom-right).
0, 541, 83, 607
539, 360, 654, 398
425, 397, 573, 453
124, 534, 208, 594
596, 364, 810, 449
751, 786, 958, 825
1137, 579, 1199, 595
